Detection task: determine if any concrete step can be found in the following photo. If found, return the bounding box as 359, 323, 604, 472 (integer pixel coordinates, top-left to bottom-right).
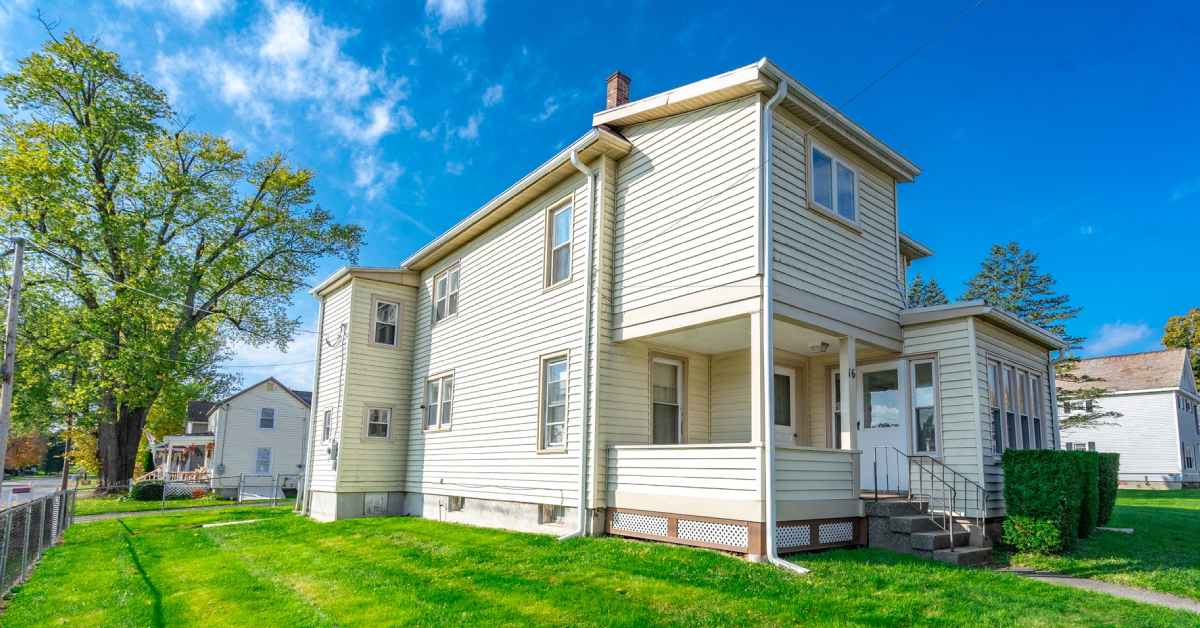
888, 515, 941, 534
863, 500, 928, 517
932, 546, 992, 567
910, 530, 971, 551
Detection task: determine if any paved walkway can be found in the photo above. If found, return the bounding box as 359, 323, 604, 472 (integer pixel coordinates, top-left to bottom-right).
999, 567, 1200, 614
76, 501, 288, 523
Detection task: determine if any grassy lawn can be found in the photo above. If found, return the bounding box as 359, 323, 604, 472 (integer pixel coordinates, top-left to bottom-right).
4, 507, 1195, 626
1006, 489, 1200, 601
74, 494, 294, 516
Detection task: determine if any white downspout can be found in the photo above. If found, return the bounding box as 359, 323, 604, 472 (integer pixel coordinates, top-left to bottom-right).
760, 76, 808, 575
298, 298, 327, 514
561, 150, 597, 540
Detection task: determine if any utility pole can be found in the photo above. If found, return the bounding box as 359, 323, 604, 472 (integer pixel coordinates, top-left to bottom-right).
0, 237, 26, 497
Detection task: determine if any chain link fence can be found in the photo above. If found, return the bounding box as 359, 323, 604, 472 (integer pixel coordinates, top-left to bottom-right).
0, 489, 76, 597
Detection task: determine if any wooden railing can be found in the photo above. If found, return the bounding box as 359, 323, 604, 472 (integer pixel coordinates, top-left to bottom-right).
133, 468, 210, 483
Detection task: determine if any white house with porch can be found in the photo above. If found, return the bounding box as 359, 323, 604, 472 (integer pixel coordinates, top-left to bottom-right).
298, 60, 1064, 566
149, 377, 311, 498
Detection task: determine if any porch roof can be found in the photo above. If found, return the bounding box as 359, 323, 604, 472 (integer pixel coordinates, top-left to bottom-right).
900, 301, 1066, 350
161, 434, 215, 447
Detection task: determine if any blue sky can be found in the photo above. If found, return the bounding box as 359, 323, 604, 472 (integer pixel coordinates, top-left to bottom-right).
1, 0, 1197, 389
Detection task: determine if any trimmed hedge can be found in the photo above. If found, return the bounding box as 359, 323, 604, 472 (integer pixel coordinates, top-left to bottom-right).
1097, 453, 1120, 525
1002, 450, 1084, 553
1071, 451, 1100, 538
130, 480, 164, 501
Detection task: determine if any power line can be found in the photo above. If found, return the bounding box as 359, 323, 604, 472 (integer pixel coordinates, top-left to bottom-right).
21, 240, 321, 336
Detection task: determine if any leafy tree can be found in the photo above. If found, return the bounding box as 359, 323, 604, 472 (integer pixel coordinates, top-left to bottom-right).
906, 273, 949, 308
962, 242, 1083, 350
1162, 308, 1200, 389
0, 33, 362, 488
962, 242, 1117, 430
5, 433, 49, 470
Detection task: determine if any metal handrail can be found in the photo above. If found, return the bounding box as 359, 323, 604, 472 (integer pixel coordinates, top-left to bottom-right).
873, 446, 987, 551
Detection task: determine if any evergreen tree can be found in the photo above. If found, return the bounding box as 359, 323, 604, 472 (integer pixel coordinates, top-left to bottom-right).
961, 242, 1083, 350
906, 274, 950, 308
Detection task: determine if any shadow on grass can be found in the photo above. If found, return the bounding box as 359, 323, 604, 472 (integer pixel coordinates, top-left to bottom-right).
119, 519, 164, 628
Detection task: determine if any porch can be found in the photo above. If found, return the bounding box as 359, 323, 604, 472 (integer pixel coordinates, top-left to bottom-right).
139, 434, 215, 483
600, 312, 899, 554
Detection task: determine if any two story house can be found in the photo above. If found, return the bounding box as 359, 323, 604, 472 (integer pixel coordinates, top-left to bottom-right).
1060, 348, 1200, 489
298, 59, 1064, 564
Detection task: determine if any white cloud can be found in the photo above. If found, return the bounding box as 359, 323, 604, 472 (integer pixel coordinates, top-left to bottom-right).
535, 97, 559, 121
1085, 322, 1153, 356
166, 0, 232, 25
482, 83, 503, 107
155, 3, 411, 147
425, 0, 486, 32
1170, 177, 1200, 202
445, 160, 466, 175
353, 153, 404, 200
223, 332, 317, 392
455, 112, 482, 140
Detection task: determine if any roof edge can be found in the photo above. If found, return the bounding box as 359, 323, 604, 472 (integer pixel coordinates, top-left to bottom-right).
311, 266, 417, 297
899, 232, 933, 260
401, 126, 632, 271
901, 300, 1067, 350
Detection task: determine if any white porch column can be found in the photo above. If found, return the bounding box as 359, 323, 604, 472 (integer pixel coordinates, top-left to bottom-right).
749, 313, 766, 445
163, 445, 174, 480
838, 336, 858, 452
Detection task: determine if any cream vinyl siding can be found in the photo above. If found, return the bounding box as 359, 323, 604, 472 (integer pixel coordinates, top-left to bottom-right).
775, 447, 861, 519
606, 444, 763, 521
406, 173, 591, 508
901, 319, 985, 506
711, 349, 752, 443
308, 283, 353, 491
611, 95, 761, 331
213, 381, 308, 487
771, 108, 903, 328
335, 279, 416, 492
1061, 391, 1185, 484
974, 319, 1056, 516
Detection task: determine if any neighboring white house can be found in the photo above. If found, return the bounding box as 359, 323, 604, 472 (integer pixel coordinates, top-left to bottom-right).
1060, 348, 1200, 489
152, 377, 311, 498
299, 59, 1065, 561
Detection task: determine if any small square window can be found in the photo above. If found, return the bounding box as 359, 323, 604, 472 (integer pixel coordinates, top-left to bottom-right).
366, 408, 391, 438
259, 408, 276, 430
540, 504, 565, 525
448, 496, 465, 512
810, 143, 857, 223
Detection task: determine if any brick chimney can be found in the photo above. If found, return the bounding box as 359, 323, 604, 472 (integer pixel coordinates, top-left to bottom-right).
606, 71, 630, 109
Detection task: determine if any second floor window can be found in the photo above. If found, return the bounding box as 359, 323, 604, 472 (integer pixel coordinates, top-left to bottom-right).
372, 299, 399, 346
433, 266, 460, 323
366, 407, 391, 438
426, 374, 454, 430
810, 143, 857, 223
546, 201, 572, 286
259, 407, 275, 430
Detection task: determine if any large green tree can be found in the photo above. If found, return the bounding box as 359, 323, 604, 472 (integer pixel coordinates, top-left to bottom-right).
1162, 308, 1200, 389
961, 242, 1117, 430
0, 33, 362, 488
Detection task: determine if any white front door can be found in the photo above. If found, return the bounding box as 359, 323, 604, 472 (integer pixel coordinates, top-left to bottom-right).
857, 361, 909, 492
773, 366, 797, 445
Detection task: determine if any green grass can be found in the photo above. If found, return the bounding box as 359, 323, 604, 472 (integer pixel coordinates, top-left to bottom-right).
1005, 489, 1200, 601
74, 494, 293, 516
5, 507, 1195, 626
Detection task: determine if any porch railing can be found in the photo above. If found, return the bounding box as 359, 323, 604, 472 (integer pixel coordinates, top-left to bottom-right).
872, 446, 986, 541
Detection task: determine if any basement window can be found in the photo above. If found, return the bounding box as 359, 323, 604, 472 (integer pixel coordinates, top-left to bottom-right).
448, 496, 465, 512
540, 504, 565, 525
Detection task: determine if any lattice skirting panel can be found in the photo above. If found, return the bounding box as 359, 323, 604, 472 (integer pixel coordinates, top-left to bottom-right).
777, 517, 865, 553
606, 508, 761, 554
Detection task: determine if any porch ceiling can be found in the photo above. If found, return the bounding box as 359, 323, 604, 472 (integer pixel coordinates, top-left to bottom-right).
641, 316, 854, 357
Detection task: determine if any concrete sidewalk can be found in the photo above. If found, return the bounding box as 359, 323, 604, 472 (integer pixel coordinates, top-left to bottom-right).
999, 567, 1200, 614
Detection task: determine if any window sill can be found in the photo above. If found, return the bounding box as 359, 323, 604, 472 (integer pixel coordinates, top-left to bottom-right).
431, 313, 460, 329
542, 277, 574, 295
424, 426, 452, 434
808, 202, 863, 235
367, 340, 402, 350
537, 447, 568, 455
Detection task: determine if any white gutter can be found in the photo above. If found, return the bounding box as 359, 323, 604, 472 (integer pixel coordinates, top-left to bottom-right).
560, 150, 598, 540
760, 78, 808, 575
